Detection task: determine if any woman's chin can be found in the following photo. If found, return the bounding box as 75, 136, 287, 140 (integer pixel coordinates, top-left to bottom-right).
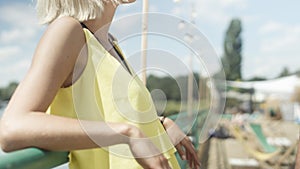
120, 0, 136, 4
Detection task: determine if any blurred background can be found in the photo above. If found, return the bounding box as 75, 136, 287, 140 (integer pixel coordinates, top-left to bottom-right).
0, 0, 299, 169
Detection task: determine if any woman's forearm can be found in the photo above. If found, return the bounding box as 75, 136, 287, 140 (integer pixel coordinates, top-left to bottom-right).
0, 111, 132, 152
295, 138, 300, 168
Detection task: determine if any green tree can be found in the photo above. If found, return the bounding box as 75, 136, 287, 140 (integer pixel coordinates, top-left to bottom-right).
0, 88, 3, 101
296, 70, 300, 77
278, 67, 290, 78
146, 74, 200, 102
146, 75, 180, 101
247, 76, 267, 81
0, 82, 19, 101
222, 18, 243, 81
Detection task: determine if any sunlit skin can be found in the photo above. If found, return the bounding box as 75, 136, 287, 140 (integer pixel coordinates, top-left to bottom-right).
296, 141, 300, 168
0, 1, 200, 168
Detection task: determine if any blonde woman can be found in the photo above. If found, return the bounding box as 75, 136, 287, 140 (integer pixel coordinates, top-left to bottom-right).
0, 0, 200, 169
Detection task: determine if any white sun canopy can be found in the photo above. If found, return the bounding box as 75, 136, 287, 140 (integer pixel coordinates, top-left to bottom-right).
226, 75, 300, 95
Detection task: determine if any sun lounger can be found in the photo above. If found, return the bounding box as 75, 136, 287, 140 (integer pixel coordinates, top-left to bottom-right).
230, 125, 281, 161
249, 123, 278, 153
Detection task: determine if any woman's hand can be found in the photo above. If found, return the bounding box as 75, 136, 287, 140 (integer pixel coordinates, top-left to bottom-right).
127, 126, 171, 169
161, 117, 201, 169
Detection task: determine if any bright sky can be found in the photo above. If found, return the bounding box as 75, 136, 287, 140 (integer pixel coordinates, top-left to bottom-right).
0, 0, 299, 87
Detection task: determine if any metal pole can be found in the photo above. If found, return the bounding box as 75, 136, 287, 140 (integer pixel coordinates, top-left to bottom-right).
187, 3, 196, 117
141, 0, 149, 85
198, 74, 202, 106
187, 53, 194, 116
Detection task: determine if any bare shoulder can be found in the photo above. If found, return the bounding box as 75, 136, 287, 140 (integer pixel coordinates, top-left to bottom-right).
2, 17, 87, 114
32, 16, 86, 69
2, 17, 88, 116
42, 16, 85, 52
30, 16, 88, 87
48, 16, 83, 35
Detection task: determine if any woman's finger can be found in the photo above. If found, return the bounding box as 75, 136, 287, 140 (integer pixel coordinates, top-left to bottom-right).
159, 156, 170, 169
187, 150, 193, 168
175, 143, 186, 160
181, 137, 200, 168
183, 137, 197, 155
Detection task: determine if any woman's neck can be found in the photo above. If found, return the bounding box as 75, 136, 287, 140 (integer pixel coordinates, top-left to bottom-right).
82, 2, 117, 44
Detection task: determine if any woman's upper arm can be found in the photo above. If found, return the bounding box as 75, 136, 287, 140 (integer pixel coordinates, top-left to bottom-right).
4, 17, 86, 115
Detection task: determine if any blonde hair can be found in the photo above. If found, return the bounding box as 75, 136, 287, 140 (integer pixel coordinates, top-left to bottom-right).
36, 0, 104, 24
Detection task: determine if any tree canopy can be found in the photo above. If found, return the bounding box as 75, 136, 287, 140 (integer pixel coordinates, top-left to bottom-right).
0, 82, 18, 101
146, 74, 200, 102
278, 67, 290, 78
222, 18, 243, 81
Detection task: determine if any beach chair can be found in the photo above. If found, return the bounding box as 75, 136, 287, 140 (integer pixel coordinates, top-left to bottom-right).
249, 123, 278, 153
230, 125, 281, 161
231, 123, 298, 169
249, 123, 299, 168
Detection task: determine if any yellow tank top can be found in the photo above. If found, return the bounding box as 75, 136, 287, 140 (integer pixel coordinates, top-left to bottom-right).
47, 28, 180, 169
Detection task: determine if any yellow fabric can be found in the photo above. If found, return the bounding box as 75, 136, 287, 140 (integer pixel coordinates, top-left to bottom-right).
47, 28, 180, 169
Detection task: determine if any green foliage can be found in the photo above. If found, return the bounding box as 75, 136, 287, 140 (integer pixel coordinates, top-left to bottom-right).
147, 75, 180, 101
246, 76, 267, 81
278, 67, 290, 78
0, 89, 3, 99
163, 100, 182, 116
295, 70, 300, 77
155, 100, 205, 117
222, 18, 243, 81
225, 98, 241, 108
146, 74, 203, 115
146, 74, 200, 102
0, 82, 19, 101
